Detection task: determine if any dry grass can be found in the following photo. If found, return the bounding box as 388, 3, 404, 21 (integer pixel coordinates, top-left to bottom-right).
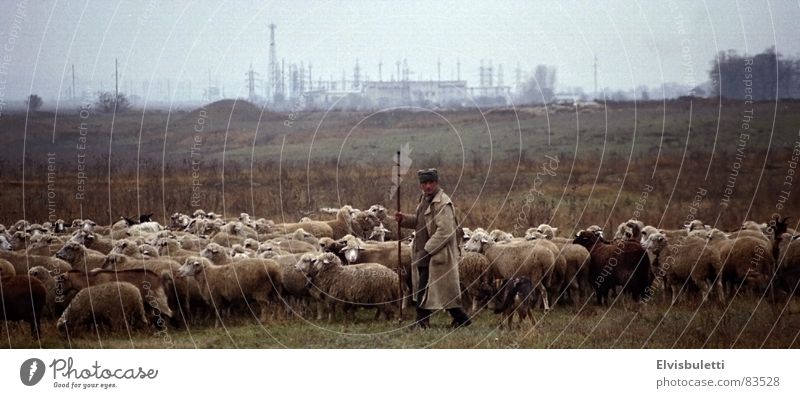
3, 296, 799, 349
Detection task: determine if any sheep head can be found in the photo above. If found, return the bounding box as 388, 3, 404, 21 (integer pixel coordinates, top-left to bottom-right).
243, 238, 260, 251
586, 225, 604, 239
295, 253, 317, 274
178, 257, 208, 278
573, 230, 600, 249
101, 253, 126, 270
315, 252, 343, 272
0, 235, 11, 251
56, 241, 84, 263
464, 231, 491, 253
641, 232, 668, 253
111, 239, 137, 256
200, 243, 226, 263
339, 236, 365, 264
489, 229, 513, 243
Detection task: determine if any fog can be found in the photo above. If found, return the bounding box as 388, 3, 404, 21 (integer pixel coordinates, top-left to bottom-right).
1, 0, 799, 106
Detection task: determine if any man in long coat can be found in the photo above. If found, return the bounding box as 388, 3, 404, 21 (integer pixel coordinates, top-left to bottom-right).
395, 168, 471, 328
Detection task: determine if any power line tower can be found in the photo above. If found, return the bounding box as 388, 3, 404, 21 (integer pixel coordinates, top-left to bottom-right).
497, 63, 504, 87
456, 58, 461, 81
268, 23, 277, 103
437, 57, 441, 82
378, 59, 383, 82
246, 63, 259, 102
353, 59, 361, 89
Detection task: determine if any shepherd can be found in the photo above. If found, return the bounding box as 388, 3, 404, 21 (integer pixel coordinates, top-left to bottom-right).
395, 168, 471, 329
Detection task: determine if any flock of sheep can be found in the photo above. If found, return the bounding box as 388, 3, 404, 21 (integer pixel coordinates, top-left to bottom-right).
1, 204, 799, 338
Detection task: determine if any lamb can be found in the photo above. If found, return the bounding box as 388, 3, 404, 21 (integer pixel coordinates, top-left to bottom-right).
351, 210, 382, 240
300, 252, 400, 321
178, 256, 282, 326
464, 230, 555, 311
56, 282, 148, 337
572, 230, 652, 305
479, 277, 536, 329
642, 232, 724, 304
685, 219, 708, 233
1, 274, 47, 339
55, 241, 107, 272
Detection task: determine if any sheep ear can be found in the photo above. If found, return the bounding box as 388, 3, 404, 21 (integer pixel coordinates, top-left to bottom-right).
480, 238, 489, 243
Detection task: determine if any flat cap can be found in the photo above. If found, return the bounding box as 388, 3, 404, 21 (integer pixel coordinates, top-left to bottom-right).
417, 168, 439, 183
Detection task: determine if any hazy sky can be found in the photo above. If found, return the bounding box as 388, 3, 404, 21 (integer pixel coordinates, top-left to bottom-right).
1, 0, 799, 102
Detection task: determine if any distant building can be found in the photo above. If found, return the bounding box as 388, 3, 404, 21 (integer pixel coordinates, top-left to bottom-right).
362, 80, 469, 107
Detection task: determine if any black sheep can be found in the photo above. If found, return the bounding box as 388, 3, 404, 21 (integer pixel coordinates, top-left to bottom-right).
1, 276, 47, 339
573, 230, 652, 306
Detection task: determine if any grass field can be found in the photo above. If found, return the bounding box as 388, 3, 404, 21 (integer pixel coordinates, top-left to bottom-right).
2, 99, 800, 349
4, 296, 799, 349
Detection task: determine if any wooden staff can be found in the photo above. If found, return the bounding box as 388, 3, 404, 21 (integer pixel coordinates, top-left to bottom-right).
396, 150, 404, 320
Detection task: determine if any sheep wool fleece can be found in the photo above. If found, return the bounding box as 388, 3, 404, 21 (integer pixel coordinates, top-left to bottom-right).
400, 189, 462, 310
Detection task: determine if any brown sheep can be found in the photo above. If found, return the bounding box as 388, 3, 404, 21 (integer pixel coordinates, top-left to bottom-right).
715, 235, 775, 298
178, 256, 282, 326
154, 237, 197, 264
457, 251, 492, 314
0, 249, 72, 275
464, 230, 555, 311
572, 230, 652, 306
55, 241, 107, 272
643, 233, 724, 304
57, 268, 173, 319
57, 281, 148, 337
0, 258, 15, 280
300, 252, 400, 322
1, 275, 47, 339
27, 266, 62, 319
323, 206, 356, 239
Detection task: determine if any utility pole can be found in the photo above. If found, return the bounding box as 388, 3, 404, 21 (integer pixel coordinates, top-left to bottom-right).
437, 57, 441, 82
378, 60, 383, 82
268, 23, 277, 102
593, 55, 598, 100
457, 58, 461, 81
115, 58, 119, 98
71, 64, 76, 100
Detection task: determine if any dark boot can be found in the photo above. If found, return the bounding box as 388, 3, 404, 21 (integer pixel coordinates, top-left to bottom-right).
415, 307, 432, 329
447, 307, 472, 328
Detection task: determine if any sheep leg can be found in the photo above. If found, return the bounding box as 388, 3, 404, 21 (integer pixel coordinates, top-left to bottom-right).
714, 278, 725, 304
537, 283, 550, 311
670, 284, 679, 305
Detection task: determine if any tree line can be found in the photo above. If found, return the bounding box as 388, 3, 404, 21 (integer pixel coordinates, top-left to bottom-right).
710, 47, 800, 100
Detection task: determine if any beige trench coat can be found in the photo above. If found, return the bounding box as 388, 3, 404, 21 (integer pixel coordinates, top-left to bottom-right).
399, 189, 462, 310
